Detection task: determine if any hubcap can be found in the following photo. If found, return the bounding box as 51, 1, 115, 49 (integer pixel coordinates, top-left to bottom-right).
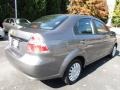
68, 63, 81, 82
112, 46, 117, 57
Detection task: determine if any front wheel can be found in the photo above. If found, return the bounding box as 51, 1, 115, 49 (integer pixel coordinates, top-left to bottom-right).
63, 59, 82, 85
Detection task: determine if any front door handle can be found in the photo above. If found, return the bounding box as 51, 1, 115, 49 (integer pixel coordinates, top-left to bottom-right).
80, 40, 85, 44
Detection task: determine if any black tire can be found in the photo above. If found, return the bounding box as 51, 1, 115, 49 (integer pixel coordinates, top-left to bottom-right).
63, 59, 82, 85
109, 45, 117, 58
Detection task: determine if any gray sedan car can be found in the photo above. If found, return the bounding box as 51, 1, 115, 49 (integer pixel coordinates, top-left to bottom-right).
5, 14, 117, 85
3, 18, 31, 32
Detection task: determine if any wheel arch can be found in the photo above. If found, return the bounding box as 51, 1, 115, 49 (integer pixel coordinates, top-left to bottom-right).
73, 56, 85, 68
59, 54, 86, 77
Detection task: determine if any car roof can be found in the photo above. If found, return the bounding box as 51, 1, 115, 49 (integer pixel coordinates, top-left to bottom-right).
69, 14, 104, 23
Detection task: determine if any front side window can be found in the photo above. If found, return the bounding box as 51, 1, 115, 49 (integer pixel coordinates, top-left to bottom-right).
94, 20, 108, 34
74, 18, 93, 35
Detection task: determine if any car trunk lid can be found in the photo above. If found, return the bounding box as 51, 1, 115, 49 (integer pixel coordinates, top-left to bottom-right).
9, 28, 47, 56
9, 29, 32, 56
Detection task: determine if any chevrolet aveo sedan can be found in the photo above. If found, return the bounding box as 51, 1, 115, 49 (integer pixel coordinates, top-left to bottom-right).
5, 14, 117, 85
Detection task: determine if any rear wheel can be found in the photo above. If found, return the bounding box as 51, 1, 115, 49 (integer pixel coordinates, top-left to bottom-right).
63, 59, 82, 85
109, 45, 117, 57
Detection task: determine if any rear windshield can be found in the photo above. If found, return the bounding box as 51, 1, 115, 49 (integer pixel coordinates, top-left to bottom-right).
29, 15, 68, 30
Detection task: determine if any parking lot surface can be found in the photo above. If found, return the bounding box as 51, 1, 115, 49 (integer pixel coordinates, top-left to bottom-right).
0, 37, 120, 90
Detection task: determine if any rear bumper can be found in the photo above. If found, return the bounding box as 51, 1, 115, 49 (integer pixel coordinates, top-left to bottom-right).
5, 47, 63, 80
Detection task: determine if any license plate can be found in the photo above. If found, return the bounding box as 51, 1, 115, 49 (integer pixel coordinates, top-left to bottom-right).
12, 39, 19, 49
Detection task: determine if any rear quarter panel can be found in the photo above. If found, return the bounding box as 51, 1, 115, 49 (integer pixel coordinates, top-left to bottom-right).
42, 16, 87, 76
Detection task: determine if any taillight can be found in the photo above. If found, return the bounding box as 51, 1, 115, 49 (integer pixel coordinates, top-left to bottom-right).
27, 33, 49, 54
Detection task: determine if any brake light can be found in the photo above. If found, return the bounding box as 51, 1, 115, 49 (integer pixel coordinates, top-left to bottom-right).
27, 33, 49, 54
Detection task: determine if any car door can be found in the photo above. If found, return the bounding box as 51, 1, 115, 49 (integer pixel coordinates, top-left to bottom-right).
93, 19, 115, 56
74, 18, 107, 64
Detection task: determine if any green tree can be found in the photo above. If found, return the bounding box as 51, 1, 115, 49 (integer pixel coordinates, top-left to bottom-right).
46, 0, 68, 14
0, 0, 14, 21
46, 0, 61, 14
112, 0, 120, 27
61, 0, 69, 13
0, 0, 68, 23
17, 0, 46, 21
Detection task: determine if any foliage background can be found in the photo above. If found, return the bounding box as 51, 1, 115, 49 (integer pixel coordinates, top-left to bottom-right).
0, 0, 119, 27
112, 0, 120, 27
67, 0, 108, 22
0, 0, 68, 26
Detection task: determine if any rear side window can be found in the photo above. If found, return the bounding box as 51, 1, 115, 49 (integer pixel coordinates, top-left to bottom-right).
74, 18, 93, 35
94, 20, 108, 34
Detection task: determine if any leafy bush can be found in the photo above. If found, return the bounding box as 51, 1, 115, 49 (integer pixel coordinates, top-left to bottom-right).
112, 0, 120, 27
67, 0, 108, 22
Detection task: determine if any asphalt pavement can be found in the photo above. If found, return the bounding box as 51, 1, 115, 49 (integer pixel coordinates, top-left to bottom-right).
0, 36, 120, 90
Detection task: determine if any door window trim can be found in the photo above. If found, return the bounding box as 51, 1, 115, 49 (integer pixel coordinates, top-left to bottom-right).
93, 19, 110, 35
73, 17, 95, 35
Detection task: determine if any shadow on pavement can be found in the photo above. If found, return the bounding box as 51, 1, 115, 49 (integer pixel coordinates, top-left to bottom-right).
81, 50, 119, 78
42, 78, 66, 88
41, 50, 120, 88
